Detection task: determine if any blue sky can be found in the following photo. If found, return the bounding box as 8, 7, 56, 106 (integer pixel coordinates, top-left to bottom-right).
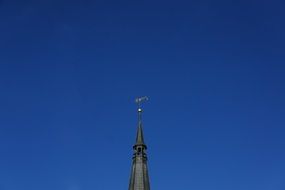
0, 0, 284, 190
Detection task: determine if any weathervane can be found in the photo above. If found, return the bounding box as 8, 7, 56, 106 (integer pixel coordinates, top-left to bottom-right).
135, 96, 149, 112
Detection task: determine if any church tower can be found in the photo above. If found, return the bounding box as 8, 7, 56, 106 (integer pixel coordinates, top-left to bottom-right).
128, 97, 151, 190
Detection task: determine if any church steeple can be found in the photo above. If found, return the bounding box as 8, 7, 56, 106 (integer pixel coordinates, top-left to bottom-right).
135, 109, 145, 146
128, 97, 150, 190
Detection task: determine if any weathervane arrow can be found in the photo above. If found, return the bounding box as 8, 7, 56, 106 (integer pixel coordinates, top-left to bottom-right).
135, 96, 149, 112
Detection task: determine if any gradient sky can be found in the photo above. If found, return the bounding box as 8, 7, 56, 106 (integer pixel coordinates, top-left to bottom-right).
0, 0, 285, 190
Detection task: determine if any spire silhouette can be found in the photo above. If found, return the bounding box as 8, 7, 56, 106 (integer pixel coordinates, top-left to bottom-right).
135, 109, 145, 146
128, 97, 150, 190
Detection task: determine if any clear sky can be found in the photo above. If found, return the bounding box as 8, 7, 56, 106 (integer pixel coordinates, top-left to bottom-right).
0, 0, 284, 190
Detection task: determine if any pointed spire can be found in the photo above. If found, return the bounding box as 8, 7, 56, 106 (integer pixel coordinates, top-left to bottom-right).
129, 97, 151, 190
135, 109, 145, 146
134, 96, 148, 147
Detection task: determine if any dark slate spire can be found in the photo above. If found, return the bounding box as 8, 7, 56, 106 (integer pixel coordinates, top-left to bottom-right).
128, 97, 150, 190
135, 109, 145, 146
